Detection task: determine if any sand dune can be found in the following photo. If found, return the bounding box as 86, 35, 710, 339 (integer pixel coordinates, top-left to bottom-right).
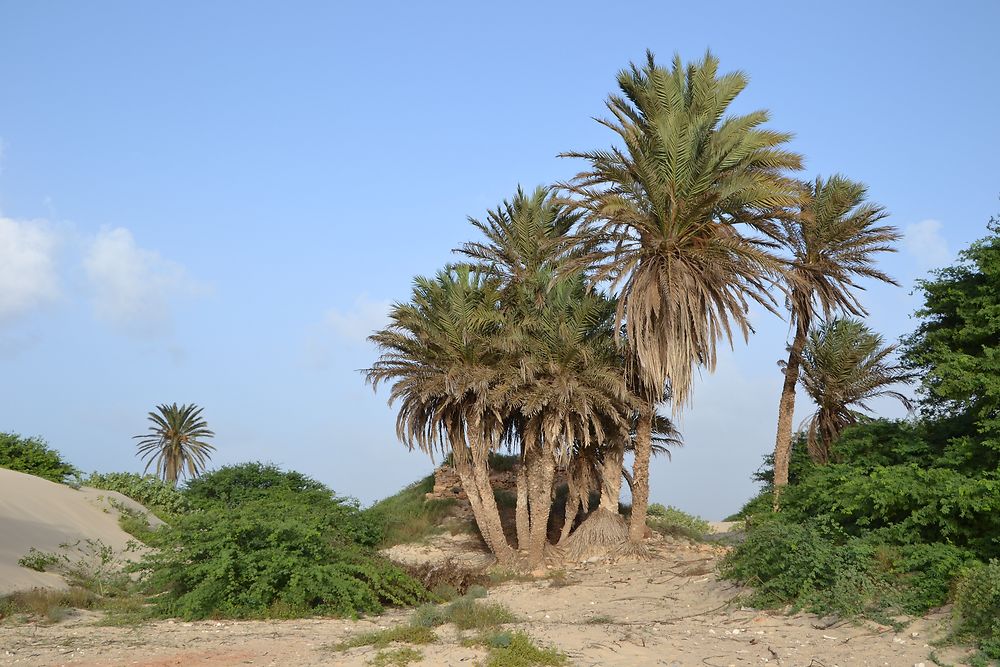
0, 468, 159, 595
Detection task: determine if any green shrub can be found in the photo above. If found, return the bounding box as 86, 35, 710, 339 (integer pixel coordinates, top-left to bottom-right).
954, 560, 1000, 659
135, 492, 426, 619
364, 474, 458, 547
334, 625, 438, 650
474, 631, 567, 667
0, 433, 79, 484
646, 504, 710, 539
368, 647, 424, 666
84, 472, 190, 517
185, 463, 380, 548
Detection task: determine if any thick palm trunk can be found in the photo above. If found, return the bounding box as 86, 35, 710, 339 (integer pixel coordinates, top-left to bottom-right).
599, 443, 625, 513
515, 456, 531, 550
525, 445, 556, 567
772, 318, 809, 510
559, 467, 582, 544
628, 409, 653, 542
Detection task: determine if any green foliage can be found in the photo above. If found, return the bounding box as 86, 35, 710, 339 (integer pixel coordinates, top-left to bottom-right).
363, 474, 457, 547
0, 432, 79, 484
646, 503, 710, 539
84, 472, 190, 517
720, 514, 974, 618
367, 647, 424, 667
18, 548, 60, 572
135, 481, 424, 619
186, 463, 381, 548
334, 625, 438, 650
954, 560, 1000, 659
472, 631, 568, 667
409, 588, 513, 631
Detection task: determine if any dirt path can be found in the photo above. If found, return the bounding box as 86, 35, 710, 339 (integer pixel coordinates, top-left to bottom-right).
0, 537, 976, 666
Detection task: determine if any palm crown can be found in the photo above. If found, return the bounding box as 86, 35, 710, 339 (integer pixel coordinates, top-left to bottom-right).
134, 403, 215, 486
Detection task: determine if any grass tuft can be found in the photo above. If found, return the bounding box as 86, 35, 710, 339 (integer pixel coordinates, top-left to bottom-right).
472, 631, 568, 667
364, 475, 458, 547
367, 647, 424, 666
333, 625, 438, 651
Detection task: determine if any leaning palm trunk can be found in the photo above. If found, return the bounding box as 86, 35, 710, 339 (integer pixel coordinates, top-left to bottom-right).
457, 431, 517, 566
627, 409, 653, 542
772, 318, 809, 509
559, 454, 597, 543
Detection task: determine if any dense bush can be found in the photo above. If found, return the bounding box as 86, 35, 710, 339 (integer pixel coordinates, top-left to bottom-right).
84, 472, 190, 517
0, 432, 79, 484
954, 560, 1000, 659
185, 463, 381, 547
132, 462, 422, 619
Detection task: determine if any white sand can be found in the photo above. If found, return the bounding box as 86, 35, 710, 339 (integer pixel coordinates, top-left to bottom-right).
0, 468, 160, 595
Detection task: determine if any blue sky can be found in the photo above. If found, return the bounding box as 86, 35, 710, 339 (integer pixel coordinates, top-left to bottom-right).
1, 1, 998, 518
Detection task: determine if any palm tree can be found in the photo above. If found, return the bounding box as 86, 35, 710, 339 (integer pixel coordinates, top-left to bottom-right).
458, 187, 641, 565
366, 265, 517, 565
562, 51, 803, 541
771, 176, 900, 503
799, 318, 913, 463
506, 277, 635, 564
134, 403, 215, 486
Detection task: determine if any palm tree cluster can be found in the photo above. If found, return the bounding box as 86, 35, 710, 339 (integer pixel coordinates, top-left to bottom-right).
367, 50, 909, 567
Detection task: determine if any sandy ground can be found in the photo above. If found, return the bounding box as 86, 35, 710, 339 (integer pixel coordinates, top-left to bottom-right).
0, 531, 978, 667
0, 469, 160, 595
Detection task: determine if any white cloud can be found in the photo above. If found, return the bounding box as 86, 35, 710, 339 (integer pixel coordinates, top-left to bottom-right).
323, 295, 392, 344
305, 295, 392, 369
0, 216, 60, 322
904, 219, 951, 269
84, 226, 204, 336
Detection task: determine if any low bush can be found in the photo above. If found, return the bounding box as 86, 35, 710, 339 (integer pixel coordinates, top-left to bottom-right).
0, 433, 79, 484
471, 631, 568, 667
84, 472, 190, 517
954, 560, 1000, 659
135, 490, 426, 619
646, 503, 710, 539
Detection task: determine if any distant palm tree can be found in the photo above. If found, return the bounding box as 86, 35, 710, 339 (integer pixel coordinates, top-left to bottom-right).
134, 403, 215, 486
771, 176, 900, 503
798, 318, 912, 463
562, 51, 803, 541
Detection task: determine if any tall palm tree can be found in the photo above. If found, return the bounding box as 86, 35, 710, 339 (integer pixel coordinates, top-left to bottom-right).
366, 266, 517, 565
562, 51, 803, 541
134, 403, 215, 486
771, 176, 900, 503
799, 318, 913, 463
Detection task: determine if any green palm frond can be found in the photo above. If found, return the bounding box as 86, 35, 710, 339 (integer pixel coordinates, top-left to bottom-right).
799, 318, 914, 463
560, 50, 803, 408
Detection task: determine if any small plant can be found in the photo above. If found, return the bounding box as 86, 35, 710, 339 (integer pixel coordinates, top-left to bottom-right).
368, 647, 424, 666
472, 631, 568, 667
333, 625, 438, 651
18, 548, 60, 572
585, 614, 613, 624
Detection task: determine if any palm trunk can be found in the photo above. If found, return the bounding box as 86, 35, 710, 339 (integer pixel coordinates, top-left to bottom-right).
515, 448, 531, 551
526, 439, 556, 567
599, 443, 625, 513
772, 317, 809, 510
458, 429, 516, 566
628, 409, 653, 543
